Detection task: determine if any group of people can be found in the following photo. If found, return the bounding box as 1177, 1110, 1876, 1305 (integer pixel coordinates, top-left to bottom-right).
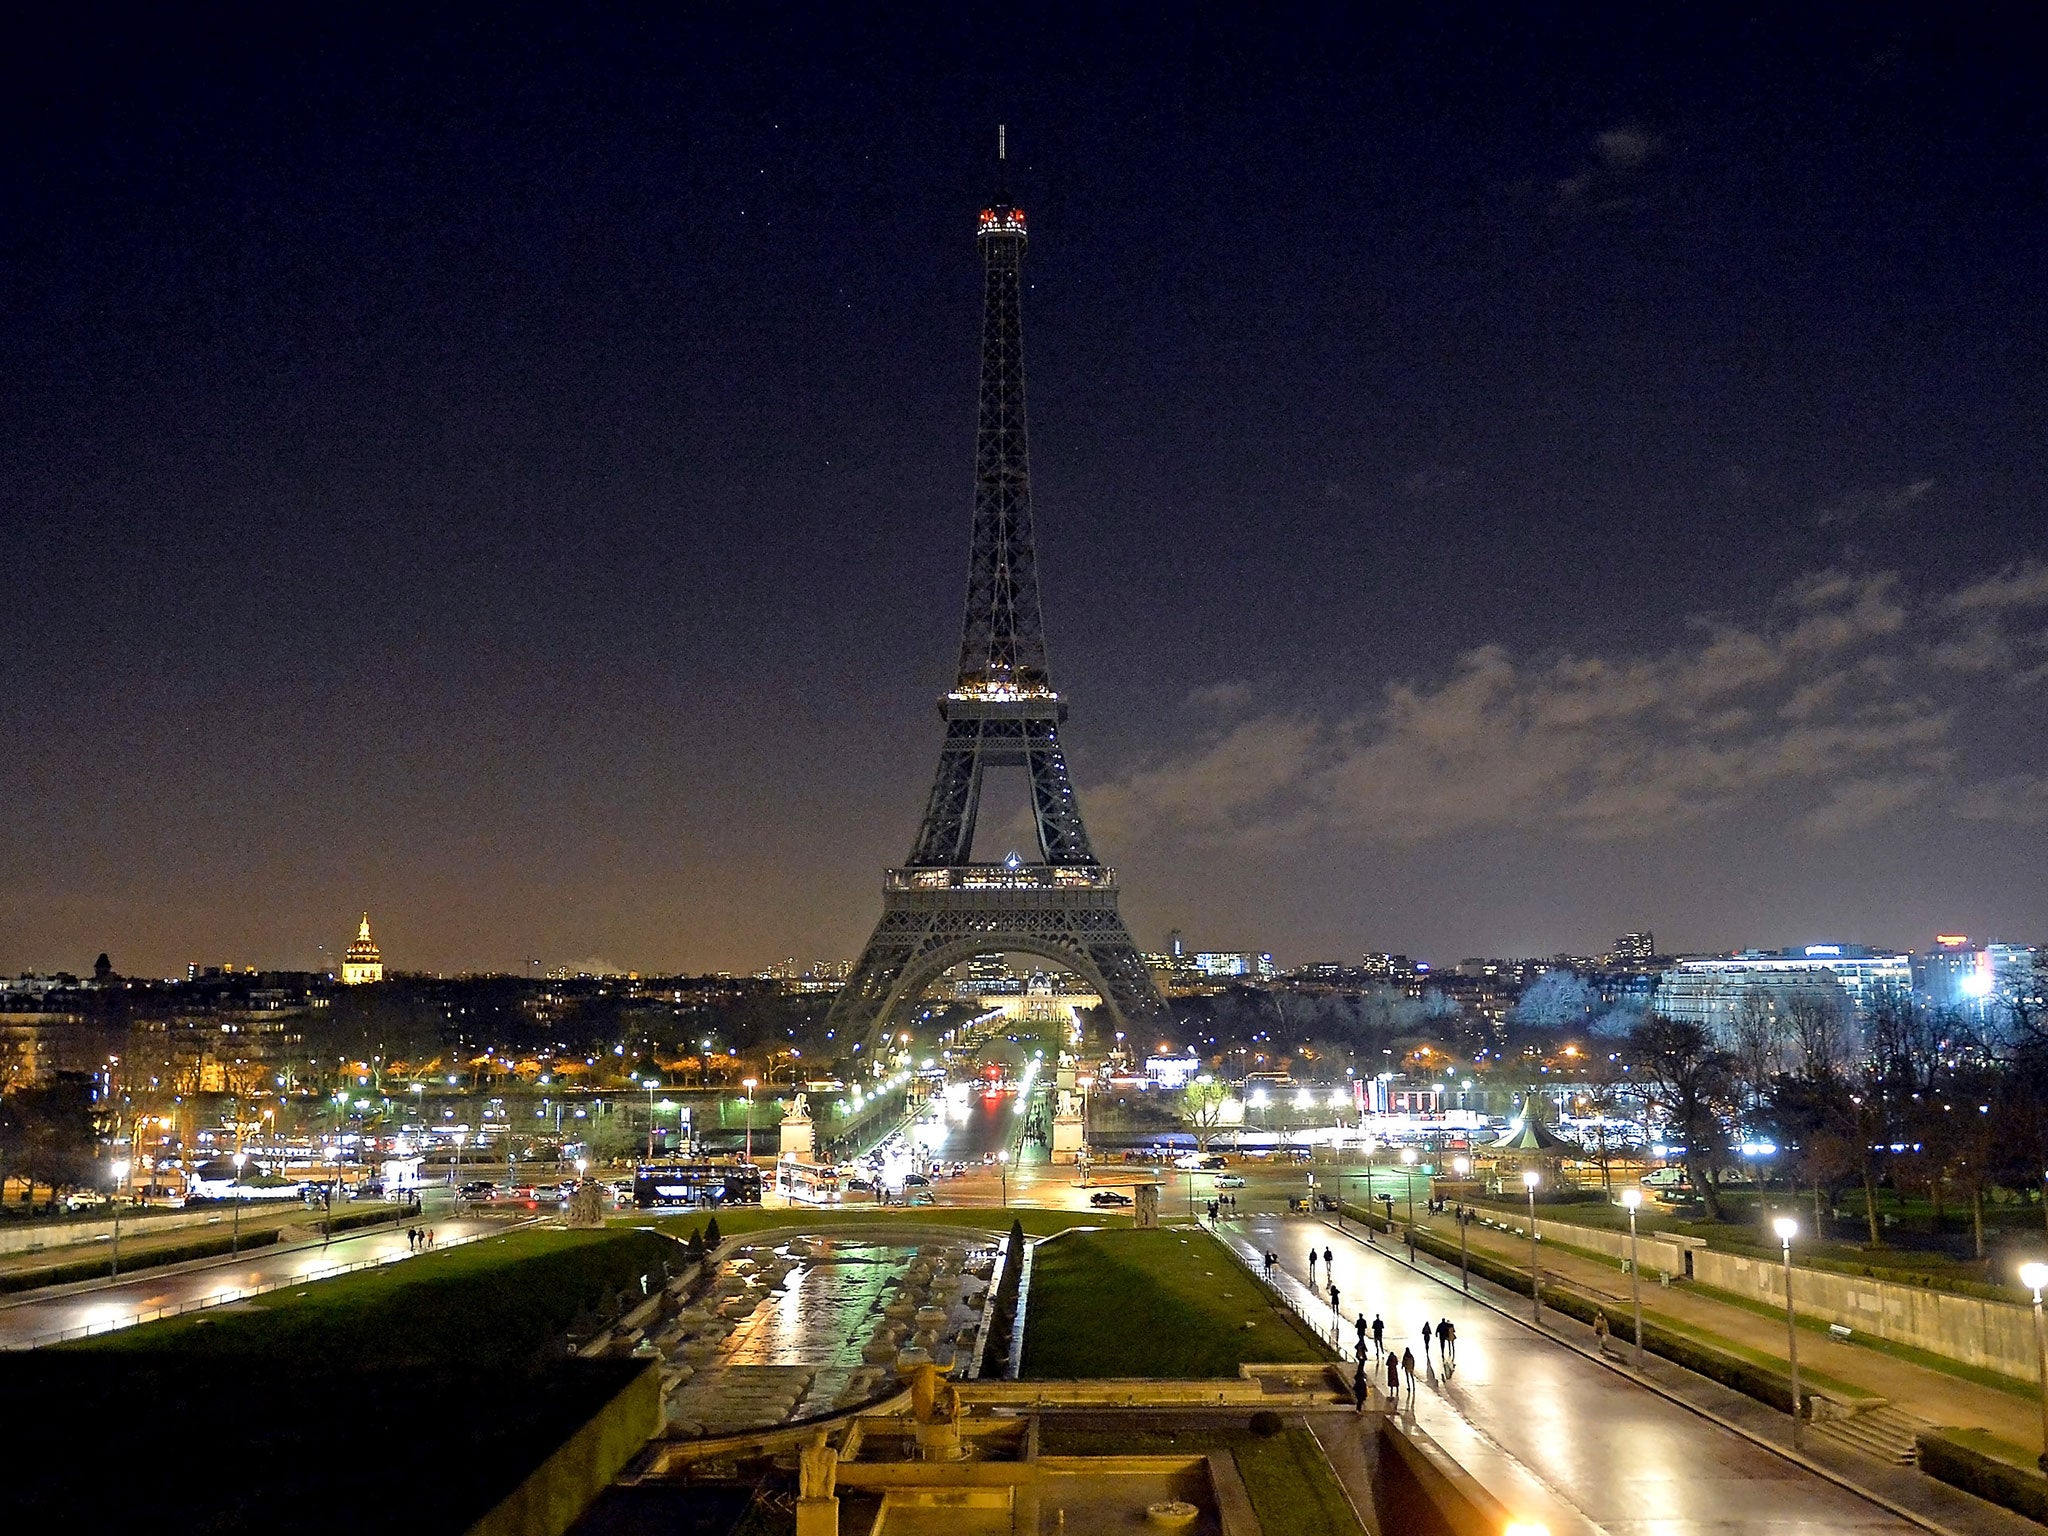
1268, 1241, 1459, 1412
1205, 1195, 1242, 1219
406, 1226, 437, 1251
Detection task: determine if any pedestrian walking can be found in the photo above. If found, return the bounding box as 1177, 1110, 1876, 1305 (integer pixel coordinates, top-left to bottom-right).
1438, 1319, 1456, 1365
1355, 1313, 1369, 1351
1329, 1282, 1341, 1314
1354, 1360, 1371, 1412
1323, 1246, 1334, 1269
1386, 1351, 1401, 1400
1308, 1247, 1319, 1274
1371, 1313, 1384, 1355
1402, 1347, 1417, 1399
1421, 1320, 1433, 1357
1593, 1309, 1611, 1355
406, 1227, 416, 1251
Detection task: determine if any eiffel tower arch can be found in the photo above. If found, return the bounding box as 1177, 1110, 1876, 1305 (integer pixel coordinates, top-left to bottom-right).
830, 133, 1169, 1058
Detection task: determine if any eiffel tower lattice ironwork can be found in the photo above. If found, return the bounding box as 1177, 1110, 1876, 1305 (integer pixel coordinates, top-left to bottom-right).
830, 135, 1169, 1057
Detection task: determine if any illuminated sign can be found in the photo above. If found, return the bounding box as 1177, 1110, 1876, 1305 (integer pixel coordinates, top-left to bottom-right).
1803, 945, 1842, 958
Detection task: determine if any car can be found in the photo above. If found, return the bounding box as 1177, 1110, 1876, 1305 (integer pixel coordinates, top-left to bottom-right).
459, 1181, 496, 1199
1215, 1174, 1246, 1189
1088, 1189, 1134, 1207
903, 1173, 930, 1188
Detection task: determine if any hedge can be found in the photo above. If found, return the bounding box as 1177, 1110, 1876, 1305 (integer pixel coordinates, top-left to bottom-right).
0, 1227, 284, 1294
1916, 1431, 2048, 1523
1336, 1201, 1802, 1418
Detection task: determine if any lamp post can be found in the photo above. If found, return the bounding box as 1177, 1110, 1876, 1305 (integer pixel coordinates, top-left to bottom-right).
452, 1128, 467, 1196
231, 1150, 247, 1255
997, 1149, 1009, 1208
645, 1077, 658, 1158
109, 1159, 130, 1278
1622, 1187, 1645, 1370
1523, 1169, 1541, 1322
2020, 1262, 2048, 1471
1400, 1146, 1418, 1225
1453, 1157, 1473, 1290
1774, 1215, 1802, 1447
742, 1077, 758, 1165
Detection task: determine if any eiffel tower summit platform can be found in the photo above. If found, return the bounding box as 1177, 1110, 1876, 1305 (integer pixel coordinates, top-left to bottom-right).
828, 129, 1169, 1056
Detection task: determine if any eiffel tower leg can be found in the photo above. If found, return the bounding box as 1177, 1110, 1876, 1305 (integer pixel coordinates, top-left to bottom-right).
1023, 721, 1096, 864
907, 721, 984, 867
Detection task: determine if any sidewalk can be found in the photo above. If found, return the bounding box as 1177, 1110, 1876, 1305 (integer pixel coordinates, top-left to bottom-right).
1400, 1204, 2044, 1457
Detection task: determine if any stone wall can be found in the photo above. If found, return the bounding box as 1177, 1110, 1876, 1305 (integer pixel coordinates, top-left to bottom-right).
1515, 1209, 2038, 1382
1691, 1247, 2037, 1382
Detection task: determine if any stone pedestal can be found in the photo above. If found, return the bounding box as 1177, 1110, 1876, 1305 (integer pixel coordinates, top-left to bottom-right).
566, 1181, 607, 1229
1049, 1113, 1084, 1164
795, 1496, 839, 1536
779, 1109, 816, 1162
1134, 1183, 1160, 1229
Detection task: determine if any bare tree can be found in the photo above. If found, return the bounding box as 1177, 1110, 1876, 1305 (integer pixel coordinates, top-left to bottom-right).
1626, 1015, 1737, 1219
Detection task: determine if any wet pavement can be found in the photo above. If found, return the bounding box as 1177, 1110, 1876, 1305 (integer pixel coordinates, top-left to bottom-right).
0, 1211, 505, 1348
1231, 1212, 1934, 1536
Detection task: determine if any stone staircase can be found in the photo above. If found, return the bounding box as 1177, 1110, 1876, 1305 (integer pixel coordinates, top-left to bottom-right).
1810, 1401, 1926, 1465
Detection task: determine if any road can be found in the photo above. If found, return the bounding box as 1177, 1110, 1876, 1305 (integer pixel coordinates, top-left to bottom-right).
1238, 1211, 1929, 1536
0, 1212, 506, 1349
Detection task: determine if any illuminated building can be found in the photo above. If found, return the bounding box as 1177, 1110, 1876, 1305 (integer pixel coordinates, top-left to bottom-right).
1651, 944, 1911, 1036
341, 912, 384, 985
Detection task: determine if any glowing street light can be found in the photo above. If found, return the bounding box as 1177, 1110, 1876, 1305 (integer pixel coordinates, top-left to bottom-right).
997, 1148, 1009, 1208
1400, 1146, 1419, 1226
1774, 1215, 1802, 1446
1523, 1169, 1542, 1322
231, 1150, 248, 1255
2020, 1261, 2048, 1470
742, 1077, 759, 1165
1621, 1188, 1645, 1369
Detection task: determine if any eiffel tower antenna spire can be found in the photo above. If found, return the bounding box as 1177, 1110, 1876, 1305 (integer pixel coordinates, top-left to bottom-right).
828, 146, 1168, 1058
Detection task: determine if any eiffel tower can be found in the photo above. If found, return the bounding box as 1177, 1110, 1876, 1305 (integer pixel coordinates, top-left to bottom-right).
830, 131, 1169, 1057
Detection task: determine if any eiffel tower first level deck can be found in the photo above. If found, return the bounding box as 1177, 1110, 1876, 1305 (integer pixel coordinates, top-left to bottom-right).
828, 132, 1169, 1055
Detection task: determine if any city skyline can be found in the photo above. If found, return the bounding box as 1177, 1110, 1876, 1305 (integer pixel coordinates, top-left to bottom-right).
4, 12, 2044, 976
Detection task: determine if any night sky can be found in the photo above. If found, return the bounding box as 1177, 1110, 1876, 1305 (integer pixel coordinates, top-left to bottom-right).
5, 7, 2045, 977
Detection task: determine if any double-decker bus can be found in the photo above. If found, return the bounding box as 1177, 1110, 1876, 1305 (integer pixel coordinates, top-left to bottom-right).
774, 1159, 843, 1205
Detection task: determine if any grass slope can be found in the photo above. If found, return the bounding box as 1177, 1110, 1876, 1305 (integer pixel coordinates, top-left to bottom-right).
71, 1225, 678, 1368
1022, 1228, 1332, 1378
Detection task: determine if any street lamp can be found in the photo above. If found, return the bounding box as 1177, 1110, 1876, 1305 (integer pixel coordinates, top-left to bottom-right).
645, 1076, 658, 1158
2020, 1262, 2048, 1471
231, 1150, 247, 1255
1400, 1146, 1419, 1225
997, 1149, 1009, 1207
742, 1077, 758, 1165
1453, 1157, 1473, 1290
452, 1128, 467, 1194
1774, 1215, 1802, 1447
1523, 1169, 1541, 1322
1621, 1188, 1645, 1370
109, 1159, 131, 1278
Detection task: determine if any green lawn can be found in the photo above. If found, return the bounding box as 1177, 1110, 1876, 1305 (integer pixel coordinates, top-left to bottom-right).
1021, 1228, 1333, 1378
71, 1225, 679, 1368
1041, 1423, 1362, 1535
631, 1205, 1114, 1244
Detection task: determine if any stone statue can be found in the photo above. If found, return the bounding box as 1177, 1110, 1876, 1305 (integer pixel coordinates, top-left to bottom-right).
789, 1091, 811, 1121
799, 1430, 838, 1500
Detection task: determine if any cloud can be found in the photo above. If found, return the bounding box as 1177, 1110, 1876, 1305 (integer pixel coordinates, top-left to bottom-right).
1091, 568, 1975, 851
1556, 123, 1665, 209
1955, 775, 2048, 826
1814, 478, 1936, 528
1949, 558, 2048, 612
1185, 680, 1257, 713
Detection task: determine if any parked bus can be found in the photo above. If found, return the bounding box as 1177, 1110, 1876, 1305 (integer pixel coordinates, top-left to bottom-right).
775, 1160, 843, 1205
